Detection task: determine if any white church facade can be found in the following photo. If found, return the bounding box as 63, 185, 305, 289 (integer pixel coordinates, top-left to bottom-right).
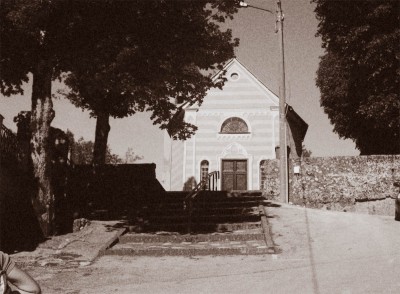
162, 59, 305, 192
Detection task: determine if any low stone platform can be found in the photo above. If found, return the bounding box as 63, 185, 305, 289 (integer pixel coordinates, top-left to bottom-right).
105, 227, 275, 256
105, 238, 273, 256
119, 229, 265, 243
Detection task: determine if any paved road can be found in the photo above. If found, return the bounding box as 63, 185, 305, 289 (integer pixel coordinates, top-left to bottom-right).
27, 204, 400, 293
267, 204, 400, 294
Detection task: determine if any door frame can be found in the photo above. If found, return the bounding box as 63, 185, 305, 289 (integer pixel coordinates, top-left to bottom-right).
221, 159, 248, 191
216, 156, 253, 190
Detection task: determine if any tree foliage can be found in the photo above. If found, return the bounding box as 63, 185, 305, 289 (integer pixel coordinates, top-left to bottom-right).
70, 137, 95, 165
57, 0, 240, 164
0, 0, 240, 234
124, 147, 143, 164
313, 0, 399, 155
66, 131, 142, 165
302, 145, 312, 158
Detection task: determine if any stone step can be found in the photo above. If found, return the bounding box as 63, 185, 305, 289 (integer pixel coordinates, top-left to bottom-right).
163, 190, 263, 198
119, 231, 265, 243
144, 199, 268, 209
147, 200, 269, 210
144, 213, 260, 223
148, 191, 264, 203
91, 204, 265, 222
191, 196, 266, 203
143, 206, 260, 216
228, 190, 263, 197
161, 195, 265, 202
105, 239, 273, 256
165, 191, 190, 196
141, 221, 262, 234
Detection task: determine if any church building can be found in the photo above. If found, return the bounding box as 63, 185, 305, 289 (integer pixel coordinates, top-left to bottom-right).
163, 59, 307, 192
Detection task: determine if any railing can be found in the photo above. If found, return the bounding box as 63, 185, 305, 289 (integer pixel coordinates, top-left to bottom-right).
184, 171, 220, 234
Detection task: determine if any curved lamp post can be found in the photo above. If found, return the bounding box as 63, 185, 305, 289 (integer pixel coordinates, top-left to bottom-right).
240, 1, 288, 203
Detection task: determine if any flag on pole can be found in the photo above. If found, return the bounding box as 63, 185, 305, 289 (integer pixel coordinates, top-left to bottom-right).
285, 104, 308, 157
167, 106, 185, 137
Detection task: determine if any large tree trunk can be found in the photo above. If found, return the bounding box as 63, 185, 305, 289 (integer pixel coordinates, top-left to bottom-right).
30, 58, 55, 237
93, 112, 110, 165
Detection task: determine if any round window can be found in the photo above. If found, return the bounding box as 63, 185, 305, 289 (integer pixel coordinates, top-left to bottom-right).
230, 72, 239, 81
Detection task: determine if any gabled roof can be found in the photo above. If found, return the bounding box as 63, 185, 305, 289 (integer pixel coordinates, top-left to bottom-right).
182, 58, 279, 110
212, 58, 279, 98
168, 58, 309, 149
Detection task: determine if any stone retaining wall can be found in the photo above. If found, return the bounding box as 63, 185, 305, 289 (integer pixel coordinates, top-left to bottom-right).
261, 155, 400, 216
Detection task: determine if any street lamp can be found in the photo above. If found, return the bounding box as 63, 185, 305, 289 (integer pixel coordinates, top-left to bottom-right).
239, 1, 274, 13
240, 0, 288, 203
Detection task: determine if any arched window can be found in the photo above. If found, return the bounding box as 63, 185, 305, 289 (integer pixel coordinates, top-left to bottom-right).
200, 160, 209, 183
220, 117, 249, 134
260, 160, 267, 190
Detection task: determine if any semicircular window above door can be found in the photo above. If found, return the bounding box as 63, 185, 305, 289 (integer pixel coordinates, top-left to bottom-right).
220, 117, 249, 134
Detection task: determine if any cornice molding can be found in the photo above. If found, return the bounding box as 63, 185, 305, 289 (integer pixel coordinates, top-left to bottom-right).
270, 106, 279, 111
217, 133, 252, 141
197, 111, 270, 117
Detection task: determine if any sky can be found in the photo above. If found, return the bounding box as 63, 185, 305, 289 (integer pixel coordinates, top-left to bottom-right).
0, 0, 359, 181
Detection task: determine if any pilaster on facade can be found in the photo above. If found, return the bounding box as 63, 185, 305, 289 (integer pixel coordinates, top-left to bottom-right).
182, 109, 198, 184
182, 138, 187, 187
162, 131, 172, 191
248, 155, 254, 190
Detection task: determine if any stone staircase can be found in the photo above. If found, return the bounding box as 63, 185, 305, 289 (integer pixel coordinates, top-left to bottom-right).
105, 190, 276, 256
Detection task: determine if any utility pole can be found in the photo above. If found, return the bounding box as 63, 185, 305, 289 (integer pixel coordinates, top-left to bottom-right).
240, 0, 289, 203
277, 0, 288, 203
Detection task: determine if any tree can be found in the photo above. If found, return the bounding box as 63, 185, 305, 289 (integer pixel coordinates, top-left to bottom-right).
1, 0, 239, 235
302, 145, 312, 158
124, 147, 143, 164
61, 0, 239, 165
69, 137, 94, 165
66, 131, 141, 165
313, 0, 399, 155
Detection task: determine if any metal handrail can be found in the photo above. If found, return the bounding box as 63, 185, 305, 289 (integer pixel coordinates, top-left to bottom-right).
184, 171, 220, 234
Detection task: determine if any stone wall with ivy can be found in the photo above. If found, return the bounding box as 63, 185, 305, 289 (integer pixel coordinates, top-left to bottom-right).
261, 155, 400, 216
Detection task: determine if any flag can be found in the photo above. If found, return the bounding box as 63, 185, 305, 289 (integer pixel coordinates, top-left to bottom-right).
167, 107, 185, 137
285, 104, 308, 157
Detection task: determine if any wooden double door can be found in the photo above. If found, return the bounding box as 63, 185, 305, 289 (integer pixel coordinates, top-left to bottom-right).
221, 160, 247, 191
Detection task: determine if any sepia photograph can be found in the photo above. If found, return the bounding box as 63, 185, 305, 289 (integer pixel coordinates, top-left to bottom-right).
0, 0, 399, 293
